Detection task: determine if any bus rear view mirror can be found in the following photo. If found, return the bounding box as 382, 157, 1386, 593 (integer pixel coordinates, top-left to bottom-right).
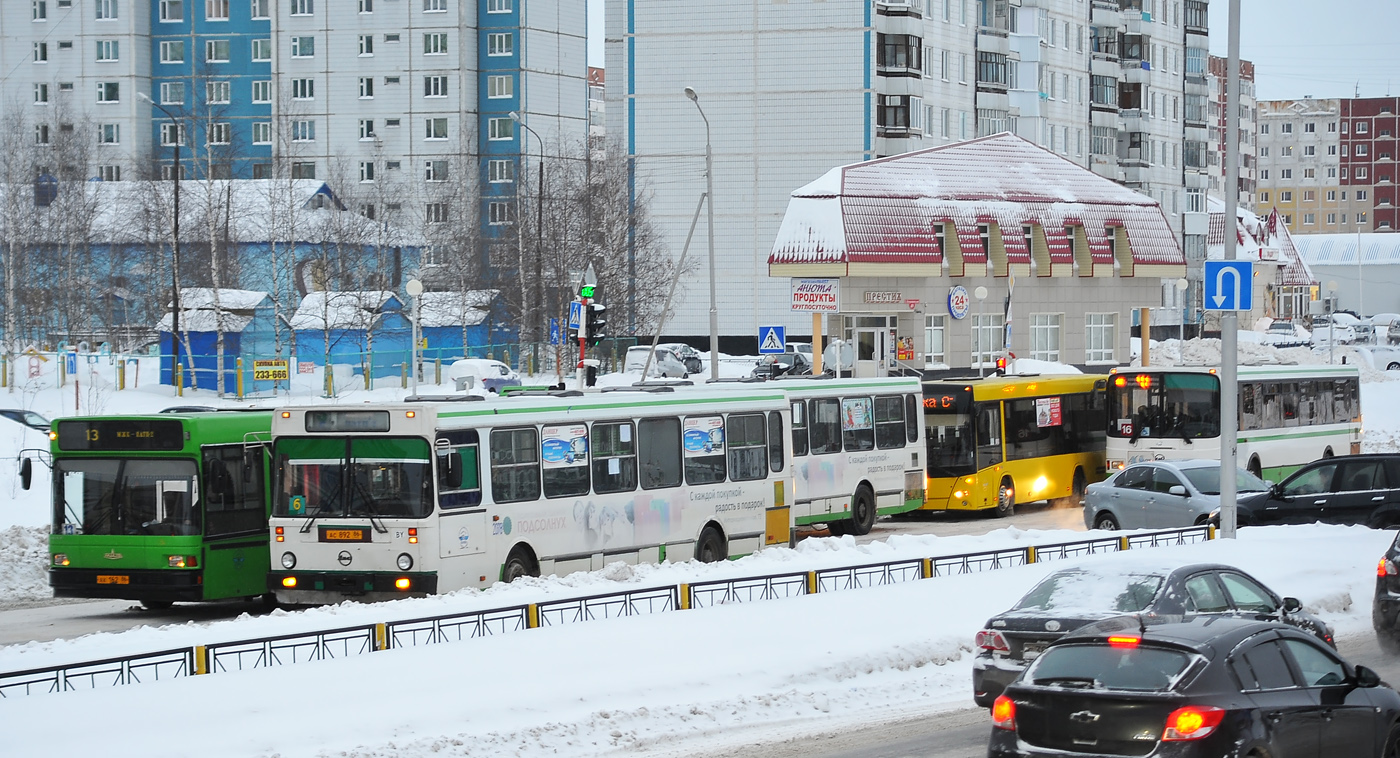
19, 457, 32, 490
242, 448, 259, 483
439, 452, 463, 490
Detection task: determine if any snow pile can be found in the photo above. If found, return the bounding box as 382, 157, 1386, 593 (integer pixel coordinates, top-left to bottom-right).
1148, 337, 1389, 382
0, 526, 50, 606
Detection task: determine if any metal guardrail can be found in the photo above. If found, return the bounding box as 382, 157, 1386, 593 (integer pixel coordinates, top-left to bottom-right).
0, 525, 1214, 699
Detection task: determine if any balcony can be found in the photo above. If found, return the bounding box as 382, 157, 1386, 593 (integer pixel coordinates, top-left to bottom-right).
875, 0, 921, 18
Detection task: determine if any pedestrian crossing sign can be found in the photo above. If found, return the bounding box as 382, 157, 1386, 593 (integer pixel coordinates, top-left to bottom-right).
758, 325, 786, 354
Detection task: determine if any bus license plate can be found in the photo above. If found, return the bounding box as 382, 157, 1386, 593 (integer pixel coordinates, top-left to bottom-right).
96, 575, 129, 585
320, 528, 368, 542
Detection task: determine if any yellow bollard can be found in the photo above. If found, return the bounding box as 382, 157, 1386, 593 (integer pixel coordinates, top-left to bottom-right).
174, 362, 183, 396
364, 352, 373, 389
324, 359, 334, 397
236, 357, 244, 400
117, 359, 125, 390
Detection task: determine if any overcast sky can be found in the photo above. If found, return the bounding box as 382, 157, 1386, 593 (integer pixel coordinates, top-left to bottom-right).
588, 1, 1400, 103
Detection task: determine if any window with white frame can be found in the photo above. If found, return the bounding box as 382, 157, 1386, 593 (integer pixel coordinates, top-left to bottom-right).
1327, 213, 1336, 224
291, 36, 313, 57
160, 122, 184, 146
251, 0, 269, 18
423, 0, 445, 10
160, 40, 183, 63
33, 0, 48, 18
1358, 189, 1369, 200
207, 80, 230, 103
425, 32, 449, 55
487, 75, 512, 98
161, 81, 184, 104
425, 159, 448, 181
487, 33, 511, 56
251, 38, 271, 60
205, 40, 229, 62
98, 165, 120, 181
1085, 313, 1116, 363
359, 35, 373, 55
971, 314, 1001, 367
252, 121, 270, 144
424, 75, 447, 97
206, 0, 228, 19
1303, 213, 1315, 225
488, 117, 512, 140
291, 119, 314, 142
358, 77, 373, 98
291, 78, 313, 99
487, 0, 510, 11
488, 201, 514, 225
359, 119, 375, 139
384, 33, 400, 42
96, 82, 119, 102
206, 122, 230, 144
924, 315, 946, 366
159, 0, 182, 21
33, 42, 47, 62
33, 83, 48, 104
360, 161, 375, 182
425, 202, 448, 223
290, 0, 311, 14
251, 80, 270, 102
1357, 121, 1369, 133
1359, 212, 1368, 223
96, 40, 119, 61
489, 159, 514, 183
97, 123, 119, 144
1029, 314, 1061, 361
34, 124, 50, 145
97, 0, 118, 19
425, 118, 447, 140
357, 0, 370, 10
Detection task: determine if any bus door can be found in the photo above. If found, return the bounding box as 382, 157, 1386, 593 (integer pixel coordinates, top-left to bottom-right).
975, 402, 1003, 508
435, 430, 487, 562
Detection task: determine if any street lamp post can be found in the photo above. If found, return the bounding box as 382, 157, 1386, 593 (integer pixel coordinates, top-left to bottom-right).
510, 112, 545, 373
684, 87, 720, 381
139, 92, 182, 394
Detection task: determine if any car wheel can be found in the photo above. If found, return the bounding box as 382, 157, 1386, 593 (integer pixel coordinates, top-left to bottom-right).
696, 526, 727, 563
1389, 362, 1400, 371
1383, 721, 1400, 758
849, 485, 877, 536
994, 478, 1015, 518
1053, 469, 1088, 508
1093, 512, 1120, 531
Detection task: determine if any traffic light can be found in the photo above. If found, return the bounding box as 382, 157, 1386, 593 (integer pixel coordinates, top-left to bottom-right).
994, 355, 1007, 376
585, 303, 607, 346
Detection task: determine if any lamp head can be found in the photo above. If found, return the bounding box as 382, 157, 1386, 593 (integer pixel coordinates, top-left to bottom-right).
137, 92, 153, 104
684, 87, 698, 102
509, 111, 522, 122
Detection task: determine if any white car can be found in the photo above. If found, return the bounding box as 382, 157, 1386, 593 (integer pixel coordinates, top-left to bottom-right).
1260, 320, 1310, 347
655, 342, 704, 374
447, 358, 522, 393
1310, 315, 1357, 346
623, 345, 689, 378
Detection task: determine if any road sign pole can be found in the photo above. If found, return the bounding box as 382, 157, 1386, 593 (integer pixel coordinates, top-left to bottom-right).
1219, 0, 1242, 540
577, 296, 589, 391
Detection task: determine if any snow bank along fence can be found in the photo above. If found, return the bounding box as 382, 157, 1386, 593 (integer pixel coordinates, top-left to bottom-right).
0, 525, 1214, 699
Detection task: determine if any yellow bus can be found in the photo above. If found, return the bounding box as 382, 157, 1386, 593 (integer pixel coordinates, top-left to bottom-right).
920, 375, 1109, 516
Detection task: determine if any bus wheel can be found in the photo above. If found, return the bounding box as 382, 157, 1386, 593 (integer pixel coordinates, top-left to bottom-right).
850, 485, 877, 536
1093, 512, 1120, 531
696, 526, 727, 563
1323, 447, 1335, 459
140, 599, 173, 610
826, 519, 849, 537
1248, 457, 1262, 479
995, 479, 1016, 518
503, 548, 538, 583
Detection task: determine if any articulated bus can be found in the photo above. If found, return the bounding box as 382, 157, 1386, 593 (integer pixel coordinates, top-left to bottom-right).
267, 387, 794, 604
34, 412, 274, 609
1105, 364, 1362, 480
766, 376, 926, 535
920, 375, 1109, 516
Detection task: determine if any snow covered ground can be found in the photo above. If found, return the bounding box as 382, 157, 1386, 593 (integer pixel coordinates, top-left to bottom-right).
0, 338, 1398, 757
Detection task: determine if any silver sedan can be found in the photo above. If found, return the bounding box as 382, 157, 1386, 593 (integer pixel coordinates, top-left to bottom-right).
1083, 459, 1271, 530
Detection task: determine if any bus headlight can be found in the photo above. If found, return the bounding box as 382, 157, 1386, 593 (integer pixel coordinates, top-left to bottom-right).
52, 553, 69, 567
281, 552, 297, 569
397, 553, 414, 571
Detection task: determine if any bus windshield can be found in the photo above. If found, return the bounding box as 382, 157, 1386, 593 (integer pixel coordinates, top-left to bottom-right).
274, 436, 434, 519
56, 458, 200, 536
924, 387, 977, 477
1108, 373, 1221, 440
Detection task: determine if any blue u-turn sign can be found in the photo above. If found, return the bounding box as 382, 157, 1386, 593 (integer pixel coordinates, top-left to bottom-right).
1204, 260, 1253, 312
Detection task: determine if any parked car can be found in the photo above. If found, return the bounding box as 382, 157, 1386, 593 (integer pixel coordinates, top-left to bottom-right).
1370, 312, 1400, 344
1215, 454, 1400, 529
446, 358, 522, 393
1376, 530, 1400, 654
623, 345, 689, 378
1389, 321, 1400, 347
655, 342, 704, 375
987, 615, 1397, 758
1261, 319, 1310, 347
1311, 314, 1357, 345
1083, 459, 1271, 530
0, 409, 51, 431
751, 350, 812, 378
971, 562, 1334, 708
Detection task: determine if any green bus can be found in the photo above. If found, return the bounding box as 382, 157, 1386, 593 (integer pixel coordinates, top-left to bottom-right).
29, 411, 274, 609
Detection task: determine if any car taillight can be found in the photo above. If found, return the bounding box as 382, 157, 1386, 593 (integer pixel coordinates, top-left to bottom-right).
1380, 558, 1397, 577
991, 695, 1016, 731
975, 629, 1010, 652
1162, 705, 1225, 741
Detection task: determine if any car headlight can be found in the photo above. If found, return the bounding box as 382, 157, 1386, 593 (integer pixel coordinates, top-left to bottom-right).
397, 553, 414, 571
281, 552, 296, 569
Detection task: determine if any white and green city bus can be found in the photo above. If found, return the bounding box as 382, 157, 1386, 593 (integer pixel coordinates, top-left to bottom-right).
267, 387, 794, 603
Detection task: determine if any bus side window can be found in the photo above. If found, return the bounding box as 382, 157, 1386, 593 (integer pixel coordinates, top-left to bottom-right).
1241, 383, 1257, 431
639, 417, 682, 490
841, 397, 875, 452
875, 396, 905, 450
204, 444, 263, 536
489, 428, 541, 504
726, 413, 768, 481
809, 398, 842, 455
438, 430, 482, 508
767, 411, 785, 473
685, 415, 728, 485
904, 394, 919, 444
790, 401, 809, 457
592, 421, 637, 494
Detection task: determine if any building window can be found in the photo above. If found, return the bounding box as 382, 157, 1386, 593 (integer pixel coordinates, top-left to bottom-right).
161, 81, 184, 104
1260, 169, 1269, 180
1280, 168, 1292, 179
359, 119, 375, 139
1357, 121, 1369, 134
360, 161, 375, 182
357, 0, 371, 10
1029, 314, 1061, 362
251, 0, 269, 18
424, 75, 447, 97
359, 77, 374, 98
292, 78, 313, 99
160, 41, 183, 63
1304, 146, 1315, 157
1281, 122, 1293, 134
251, 80, 270, 103
487, 75, 513, 99
877, 33, 923, 73
206, 40, 229, 62
292, 162, 316, 179
425, 159, 448, 181
1327, 190, 1337, 201
487, 0, 510, 10
486, 33, 510, 56
160, 122, 184, 146
385, 119, 400, 128
33, 83, 49, 104
488, 117, 513, 140
290, 0, 311, 14
1303, 213, 1315, 225
1327, 213, 1336, 224
291, 119, 315, 142
1304, 190, 1315, 201
291, 36, 314, 57
252, 122, 271, 144
34, 124, 50, 145
384, 33, 400, 43
98, 165, 120, 181
206, 122, 230, 144
1260, 123, 1269, 135
425, 118, 447, 140
1358, 168, 1369, 179
924, 315, 946, 366
206, 0, 227, 19
97, 0, 118, 19
1358, 189, 1369, 200
489, 159, 514, 183
97, 123, 119, 144
207, 80, 230, 103
158, 0, 182, 19
1085, 313, 1116, 363
251, 39, 271, 61
971, 314, 1001, 368
1260, 191, 1269, 203
1357, 144, 1370, 156
425, 202, 448, 223
359, 35, 373, 56
1280, 191, 1292, 202
423, 0, 446, 10
96, 82, 119, 102
96, 40, 119, 61
1304, 168, 1315, 179
488, 201, 513, 225
1259, 146, 1269, 157
877, 95, 915, 135
426, 32, 450, 55
1359, 212, 1368, 223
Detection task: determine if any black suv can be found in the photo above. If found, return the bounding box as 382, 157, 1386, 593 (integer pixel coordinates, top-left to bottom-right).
1374, 531, 1400, 653
1223, 454, 1400, 528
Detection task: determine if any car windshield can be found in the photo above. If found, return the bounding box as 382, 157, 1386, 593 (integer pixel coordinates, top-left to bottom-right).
1012, 571, 1165, 614
55, 458, 201, 536
1028, 643, 1195, 692
274, 436, 433, 519
1180, 466, 1270, 495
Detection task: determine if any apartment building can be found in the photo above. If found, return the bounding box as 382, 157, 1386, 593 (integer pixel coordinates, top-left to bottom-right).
1206, 54, 1255, 210
611, 0, 1207, 343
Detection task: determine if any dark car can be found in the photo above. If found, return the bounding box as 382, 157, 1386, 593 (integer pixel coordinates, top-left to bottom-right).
1220, 454, 1400, 529
0, 409, 51, 431
987, 615, 1400, 758
751, 350, 811, 379
1375, 531, 1400, 653
971, 563, 1334, 708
